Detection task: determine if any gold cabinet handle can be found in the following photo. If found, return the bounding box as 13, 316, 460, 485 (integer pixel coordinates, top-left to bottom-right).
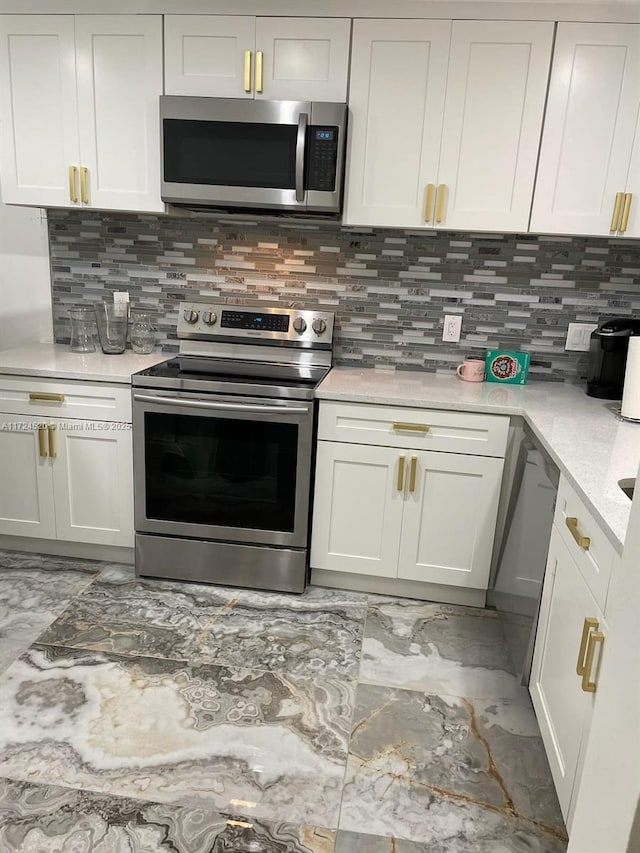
80, 166, 89, 204
392, 422, 430, 433
397, 455, 406, 492
243, 49, 252, 93
29, 392, 65, 403
576, 616, 599, 676
581, 630, 604, 693
620, 193, 633, 234
610, 191, 624, 232
409, 455, 417, 493
38, 424, 48, 458
47, 424, 57, 459
255, 50, 263, 94
566, 516, 590, 550
69, 165, 78, 203
424, 183, 436, 223
435, 183, 447, 224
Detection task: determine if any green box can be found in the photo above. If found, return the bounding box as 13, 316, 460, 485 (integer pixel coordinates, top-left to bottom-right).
485, 350, 531, 385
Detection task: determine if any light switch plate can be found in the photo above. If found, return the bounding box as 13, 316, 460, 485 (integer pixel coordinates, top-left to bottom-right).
443, 314, 462, 342
565, 322, 598, 352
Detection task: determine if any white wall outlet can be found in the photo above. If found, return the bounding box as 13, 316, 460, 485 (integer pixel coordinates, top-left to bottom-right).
443, 314, 462, 343
565, 322, 598, 352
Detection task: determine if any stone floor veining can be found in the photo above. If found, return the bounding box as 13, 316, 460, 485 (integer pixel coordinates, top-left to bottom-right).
0, 549, 567, 852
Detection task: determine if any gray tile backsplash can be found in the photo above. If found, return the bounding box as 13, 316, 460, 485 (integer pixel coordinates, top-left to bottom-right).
48, 210, 640, 381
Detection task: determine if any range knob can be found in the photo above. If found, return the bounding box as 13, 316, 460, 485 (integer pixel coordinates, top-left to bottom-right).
312, 317, 327, 335
183, 309, 199, 324
292, 317, 307, 334
202, 310, 217, 326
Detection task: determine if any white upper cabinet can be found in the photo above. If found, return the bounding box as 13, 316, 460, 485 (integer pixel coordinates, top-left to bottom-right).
75, 16, 163, 213
530, 23, 640, 237
344, 18, 553, 230
438, 21, 554, 232
164, 15, 351, 102
164, 16, 255, 99
0, 14, 163, 212
254, 18, 351, 102
344, 19, 450, 228
0, 16, 79, 207
624, 107, 640, 237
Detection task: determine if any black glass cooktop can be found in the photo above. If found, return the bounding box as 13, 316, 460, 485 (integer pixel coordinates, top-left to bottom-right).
132, 357, 330, 401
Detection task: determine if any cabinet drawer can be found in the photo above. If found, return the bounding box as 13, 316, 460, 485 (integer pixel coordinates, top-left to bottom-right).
555, 475, 615, 611
0, 376, 132, 423
318, 401, 509, 457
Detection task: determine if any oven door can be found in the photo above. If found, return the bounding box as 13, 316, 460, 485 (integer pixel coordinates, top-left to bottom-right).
133, 390, 314, 548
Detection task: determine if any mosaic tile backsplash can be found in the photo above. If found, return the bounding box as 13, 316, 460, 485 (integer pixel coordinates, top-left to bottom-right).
48, 210, 640, 381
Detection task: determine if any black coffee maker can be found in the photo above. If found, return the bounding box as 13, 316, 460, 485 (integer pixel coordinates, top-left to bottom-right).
586, 318, 640, 399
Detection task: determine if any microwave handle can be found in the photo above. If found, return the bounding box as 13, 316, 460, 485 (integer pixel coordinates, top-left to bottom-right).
295, 112, 308, 203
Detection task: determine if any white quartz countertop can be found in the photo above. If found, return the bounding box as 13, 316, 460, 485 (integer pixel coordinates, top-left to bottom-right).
0, 343, 168, 384
317, 367, 640, 554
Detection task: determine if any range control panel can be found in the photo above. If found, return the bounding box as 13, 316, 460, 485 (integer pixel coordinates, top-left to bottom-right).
177, 300, 335, 345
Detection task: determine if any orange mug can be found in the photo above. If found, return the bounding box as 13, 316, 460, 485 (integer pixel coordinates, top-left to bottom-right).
456, 358, 485, 382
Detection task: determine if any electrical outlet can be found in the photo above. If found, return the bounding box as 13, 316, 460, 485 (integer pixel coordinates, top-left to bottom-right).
565, 322, 598, 352
443, 314, 462, 343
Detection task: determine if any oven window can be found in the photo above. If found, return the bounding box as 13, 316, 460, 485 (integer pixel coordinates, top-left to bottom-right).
163, 119, 297, 189
144, 412, 298, 532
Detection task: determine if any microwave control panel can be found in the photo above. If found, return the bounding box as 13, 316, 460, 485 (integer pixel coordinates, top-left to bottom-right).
307, 127, 339, 192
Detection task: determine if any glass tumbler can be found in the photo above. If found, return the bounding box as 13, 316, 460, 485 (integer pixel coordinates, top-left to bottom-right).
94, 299, 128, 354
130, 309, 155, 354
69, 306, 96, 353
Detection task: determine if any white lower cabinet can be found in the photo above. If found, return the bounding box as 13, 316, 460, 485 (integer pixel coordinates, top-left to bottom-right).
397, 451, 504, 587
311, 403, 507, 591
530, 525, 607, 829
51, 419, 133, 547
311, 441, 405, 577
0, 415, 57, 539
0, 378, 134, 548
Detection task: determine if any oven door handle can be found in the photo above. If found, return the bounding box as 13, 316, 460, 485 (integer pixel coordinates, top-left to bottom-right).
133, 393, 310, 415
295, 112, 308, 203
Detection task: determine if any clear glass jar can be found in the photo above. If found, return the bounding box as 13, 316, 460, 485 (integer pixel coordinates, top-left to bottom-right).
130, 309, 155, 354
68, 306, 96, 353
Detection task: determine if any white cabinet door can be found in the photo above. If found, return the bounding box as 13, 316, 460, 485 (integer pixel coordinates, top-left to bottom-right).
255, 17, 351, 102
0, 416, 56, 539
344, 19, 451, 227
530, 23, 640, 236
622, 106, 640, 237
51, 419, 134, 547
310, 441, 404, 577
0, 15, 80, 207
164, 15, 255, 98
75, 15, 164, 213
437, 21, 553, 232
530, 527, 605, 825
397, 451, 503, 589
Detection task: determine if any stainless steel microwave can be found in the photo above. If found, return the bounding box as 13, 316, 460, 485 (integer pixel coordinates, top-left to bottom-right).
160, 96, 348, 215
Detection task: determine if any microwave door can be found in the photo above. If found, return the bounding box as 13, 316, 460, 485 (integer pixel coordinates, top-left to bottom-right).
161, 97, 310, 211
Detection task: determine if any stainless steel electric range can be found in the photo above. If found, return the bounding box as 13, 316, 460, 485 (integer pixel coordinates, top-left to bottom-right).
131, 300, 335, 593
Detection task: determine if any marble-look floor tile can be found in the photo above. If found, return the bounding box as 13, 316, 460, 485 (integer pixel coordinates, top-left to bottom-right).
339, 682, 566, 850
37, 565, 229, 663
40, 566, 368, 678
188, 584, 368, 678
335, 827, 566, 853
0, 777, 336, 852
0, 644, 354, 828
360, 598, 530, 703
0, 549, 101, 675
